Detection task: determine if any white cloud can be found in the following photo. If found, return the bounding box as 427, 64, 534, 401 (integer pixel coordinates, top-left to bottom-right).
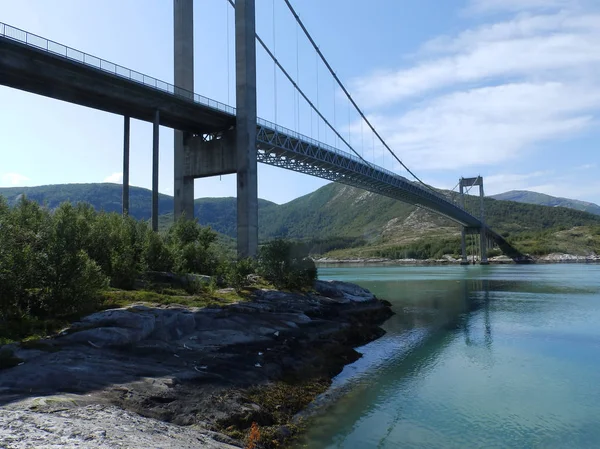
1, 172, 30, 186
103, 172, 123, 183
484, 170, 553, 193
467, 0, 575, 15
348, 6, 600, 172
362, 82, 597, 170
575, 163, 596, 170
352, 12, 600, 107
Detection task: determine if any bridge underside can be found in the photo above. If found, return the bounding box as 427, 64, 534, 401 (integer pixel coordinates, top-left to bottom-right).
0, 37, 235, 134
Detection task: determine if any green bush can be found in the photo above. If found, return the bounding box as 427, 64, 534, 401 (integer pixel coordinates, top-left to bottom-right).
487, 248, 502, 258
167, 219, 221, 275
257, 240, 317, 290
0, 199, 108, 319
0, 197, 49, 317
226, 257, 257, 291
144, 230, 175, 272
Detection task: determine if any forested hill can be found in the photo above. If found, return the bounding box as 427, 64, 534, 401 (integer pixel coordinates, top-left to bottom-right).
0, 183, 277, 238
2, 183, 600, 246
491, 190, 600, 216
0, 184, 174, 219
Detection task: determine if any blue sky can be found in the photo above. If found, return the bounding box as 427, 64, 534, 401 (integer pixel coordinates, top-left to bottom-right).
1, 0, 599, 204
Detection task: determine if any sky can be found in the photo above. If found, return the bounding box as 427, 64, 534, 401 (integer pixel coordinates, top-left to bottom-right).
1, 0, 599, 205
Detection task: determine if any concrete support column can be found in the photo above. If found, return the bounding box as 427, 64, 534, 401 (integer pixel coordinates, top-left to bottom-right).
459, 185, 468, 265
174, 0, 195, 221
235, 0, 258, 258
479, 184, 488, 264
152, 110, 160, 232
460, 227, 468, 265
122, 116, 130, 216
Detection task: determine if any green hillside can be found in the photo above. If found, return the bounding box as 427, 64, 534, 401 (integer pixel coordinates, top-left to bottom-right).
491, 190, 600, 216
0, 183, 173, 219
3, 182, 600, 258
0, 183, 276, 237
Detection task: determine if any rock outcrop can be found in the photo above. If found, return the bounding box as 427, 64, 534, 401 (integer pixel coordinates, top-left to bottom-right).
0, 281, 393, 448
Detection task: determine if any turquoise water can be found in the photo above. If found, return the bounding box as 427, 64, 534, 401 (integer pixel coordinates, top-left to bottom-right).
298, 264, 600, 449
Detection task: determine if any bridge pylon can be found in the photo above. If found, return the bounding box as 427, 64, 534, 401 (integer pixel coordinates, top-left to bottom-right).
173, 0, 196, 222
173, 0, 258, 258
459, 176, 489, 265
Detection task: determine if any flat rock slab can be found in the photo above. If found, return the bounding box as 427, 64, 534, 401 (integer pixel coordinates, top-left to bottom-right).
0, 401, 239, 449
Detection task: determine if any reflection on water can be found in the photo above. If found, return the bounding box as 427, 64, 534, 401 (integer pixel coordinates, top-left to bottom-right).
297, 264, 600, 449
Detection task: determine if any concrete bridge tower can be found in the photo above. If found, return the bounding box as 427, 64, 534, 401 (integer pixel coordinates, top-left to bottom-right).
459, 176, 489, 265
173, 0, 258, 258
173, 0, 195, 221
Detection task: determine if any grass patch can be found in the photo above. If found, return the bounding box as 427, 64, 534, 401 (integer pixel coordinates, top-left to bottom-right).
0, 316, 70, 345
98, 287, 250, 310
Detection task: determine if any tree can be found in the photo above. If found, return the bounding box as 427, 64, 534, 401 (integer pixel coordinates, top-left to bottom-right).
257, 240, 317, 290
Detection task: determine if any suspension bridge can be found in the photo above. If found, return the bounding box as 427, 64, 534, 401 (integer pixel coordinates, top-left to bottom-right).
0, 1, 525, 263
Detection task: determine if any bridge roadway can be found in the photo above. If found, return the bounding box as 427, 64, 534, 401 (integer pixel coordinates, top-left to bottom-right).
0, 23, 520, 257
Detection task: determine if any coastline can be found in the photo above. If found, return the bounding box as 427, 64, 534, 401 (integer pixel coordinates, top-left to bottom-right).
316, 253, 600, 266
0, 281, 393, 448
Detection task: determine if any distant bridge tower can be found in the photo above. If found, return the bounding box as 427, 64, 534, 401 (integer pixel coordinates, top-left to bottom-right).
459, 176, 489, 265
173, 0, 258, 258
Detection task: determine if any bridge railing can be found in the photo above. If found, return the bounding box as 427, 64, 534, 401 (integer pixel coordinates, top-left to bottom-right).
0, 22, 235, 116
0, 21, 462, 212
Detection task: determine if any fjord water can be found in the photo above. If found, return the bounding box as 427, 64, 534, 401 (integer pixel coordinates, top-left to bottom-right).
299, 264, 600, 449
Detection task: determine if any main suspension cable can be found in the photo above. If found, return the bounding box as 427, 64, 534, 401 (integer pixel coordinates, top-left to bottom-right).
272, 0, 277, 122
282, 0, 436, 192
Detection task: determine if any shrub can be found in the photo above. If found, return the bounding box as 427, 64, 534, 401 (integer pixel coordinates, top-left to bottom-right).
257, 240, 317, 290
0, 198, 231, 321
167, 219, 220, 275
41, 203, 109, 315
0, 197, 49, 318
144, 230, 175, 272
227, 257, 257, 291
487, 248, 502, 258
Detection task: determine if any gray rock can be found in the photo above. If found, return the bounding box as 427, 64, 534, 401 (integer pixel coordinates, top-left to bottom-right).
63, 309, 156, 347
315, 280, 375, 302
62, 326, 147, 348
0, 282, 392, 449
0, 401, 239, 449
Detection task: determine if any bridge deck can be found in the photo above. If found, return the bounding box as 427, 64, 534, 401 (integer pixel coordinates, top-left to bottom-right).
0, 23, 517, 251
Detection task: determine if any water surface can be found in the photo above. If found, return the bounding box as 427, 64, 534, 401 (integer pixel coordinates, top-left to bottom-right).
298, 264, 600, 449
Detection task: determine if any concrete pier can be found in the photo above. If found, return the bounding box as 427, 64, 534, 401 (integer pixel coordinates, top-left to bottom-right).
122, 116, 130, 216
152, 110, 160, 232
479, 182, 488, 264
235, 0, 258, 258
174, 0, 195, 220
460, 227, 469, 265
459, 184, 469, 265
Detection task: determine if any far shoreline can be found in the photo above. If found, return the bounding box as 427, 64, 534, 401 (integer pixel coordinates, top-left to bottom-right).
315, 253, 600, 266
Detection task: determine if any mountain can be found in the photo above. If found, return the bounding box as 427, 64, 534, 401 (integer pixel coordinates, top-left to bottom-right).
3, 183, 600, 256
0, 183, 277, 236
0, 183, 174, 219
491, 190, 600, 216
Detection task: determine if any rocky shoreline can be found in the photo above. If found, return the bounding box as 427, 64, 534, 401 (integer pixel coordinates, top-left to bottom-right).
316, 252, 600, 265
0, 281, 393, 448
